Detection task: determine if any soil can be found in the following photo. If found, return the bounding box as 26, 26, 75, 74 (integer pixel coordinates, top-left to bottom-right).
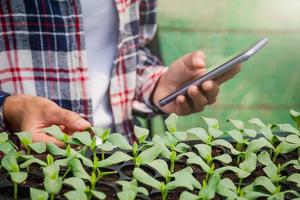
95, 182, 118, 200
100, 168, 120, 183
0, 186, 30, 200
121, 165, 156, 178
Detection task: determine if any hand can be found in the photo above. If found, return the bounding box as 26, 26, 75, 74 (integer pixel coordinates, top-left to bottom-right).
3, 95, 91, 146
152, 51, 241, 115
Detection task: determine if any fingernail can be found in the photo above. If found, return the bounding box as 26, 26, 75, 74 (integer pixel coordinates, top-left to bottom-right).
196, 58, 205, 66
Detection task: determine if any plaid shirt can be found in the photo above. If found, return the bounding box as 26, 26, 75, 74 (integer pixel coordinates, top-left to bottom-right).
0, 0, 166, 142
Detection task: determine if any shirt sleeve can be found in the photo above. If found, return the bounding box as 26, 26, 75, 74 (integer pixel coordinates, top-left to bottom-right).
133, 0, 168, 115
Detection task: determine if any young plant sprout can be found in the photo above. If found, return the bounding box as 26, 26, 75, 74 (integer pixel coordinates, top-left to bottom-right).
0, 132, 16, 154
117, 179, 148, 200
1, 149, 28, 200
63, 177, 106, 200
180, 173, 220, 200
0, 109, 300, 200
15, 132, 46, 155
133, 166, 200, 200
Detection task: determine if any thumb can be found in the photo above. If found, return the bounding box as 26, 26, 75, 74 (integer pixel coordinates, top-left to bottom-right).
181, 51, 206, 71
56, 109, 91, 131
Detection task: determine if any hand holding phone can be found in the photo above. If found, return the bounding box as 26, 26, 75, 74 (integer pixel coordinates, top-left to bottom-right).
158, 37, 269, 107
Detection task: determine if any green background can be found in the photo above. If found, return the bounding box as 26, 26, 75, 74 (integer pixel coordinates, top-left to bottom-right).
149, 0, 300, 134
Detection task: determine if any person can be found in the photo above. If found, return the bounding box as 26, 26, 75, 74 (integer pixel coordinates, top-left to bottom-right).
0, 0, 240, 145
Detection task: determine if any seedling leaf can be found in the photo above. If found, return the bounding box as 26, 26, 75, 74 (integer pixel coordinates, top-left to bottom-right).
148, 159, 169, 178
134, 126, 149, 143
63, 177, 86, 191
254, 176, 277, 194
20, 157, 47, 168
258, 151, 273, 166
167, 172, 201, 191
64, 190, 87, 200
15, 132, 32, 146
70, 159, 90, 180
246, 137, 274, 153
290, 109, 300, 129
187, 127, 209, 143
287, 173, 300, 187
165, 113, 178, 133
47, 142, 66, 156
187, 155, 210, 173
198, 173, 220, 200
208, 127, 223, 138
174, 142, 190, 153
44, 176, 62, 195
239, 153, 257, 173
213, 154, 232, 164
215, 166, 250, 178
0, 132, 8, 143
194, 144, 211, 159
202, 116, 219, 129
108, 133, 132, 150
98, 151, 132, 167
217, 178, 238, 199
2, 149, 19, 172
226, 129, 244, 143
179, 191, 198, 200
43, 125, 65, 141
139, 143, 162, 165
91, 190, 106, 200
10, 172, 28, 183
97, 142, 114, 152
227, 119, 244, 130
30, 188, 49, 200
133, 168, 161, 190
248, 118, 267, 128
72, 131, 92, 146
273, 124, 299, 135
28, 142, 46, 154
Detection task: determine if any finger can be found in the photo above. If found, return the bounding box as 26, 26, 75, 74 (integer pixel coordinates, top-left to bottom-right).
187, 85, 207, 112
215, 64, 242, 85
202, 81, 219, 105
175, 95, 191, 115
182, 51, 206, 71
47, 107, 91, 132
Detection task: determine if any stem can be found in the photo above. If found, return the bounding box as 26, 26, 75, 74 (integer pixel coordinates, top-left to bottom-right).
101, 149, 105, 161
13, 182, 17, 200
170, 160, 175, 174
162, 191, 167, 200
50, 193, 54, 200
236, 156, 241, 165
272, 152, 279, 163
237, 178, 243, 196
62, 167, 71, 179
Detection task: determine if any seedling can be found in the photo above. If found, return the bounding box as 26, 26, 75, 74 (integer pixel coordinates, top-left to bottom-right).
117, 179, 148, 200
133, 166, 200, 200
1, 149, 28, 200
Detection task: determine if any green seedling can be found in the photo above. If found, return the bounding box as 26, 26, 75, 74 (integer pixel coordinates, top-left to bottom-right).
243, 176, 298, 200
1, 149, 28, 200
63, 177, 106, 200
0, 132, 16, 154
290, 109, 300, 130
133, 167, 200, 200
43, 163, 62, 200
117, 179, 148, 200
43, 125, 73, 146
109, 126, 162, 168
15, 132, 46, 155
30, 188, 49, 200
180, 173, 220, 200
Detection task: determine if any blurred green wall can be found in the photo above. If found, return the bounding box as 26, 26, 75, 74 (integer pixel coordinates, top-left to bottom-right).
150, 0, 300, 134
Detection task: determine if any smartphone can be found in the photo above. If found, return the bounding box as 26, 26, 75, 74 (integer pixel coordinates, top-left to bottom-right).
159, 37, 269, 107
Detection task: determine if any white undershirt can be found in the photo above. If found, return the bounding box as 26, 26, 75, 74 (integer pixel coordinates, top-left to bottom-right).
81, 0, 119, 129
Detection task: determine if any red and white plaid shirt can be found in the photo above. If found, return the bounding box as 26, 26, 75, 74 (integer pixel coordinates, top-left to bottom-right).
0, 0, 166, 142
